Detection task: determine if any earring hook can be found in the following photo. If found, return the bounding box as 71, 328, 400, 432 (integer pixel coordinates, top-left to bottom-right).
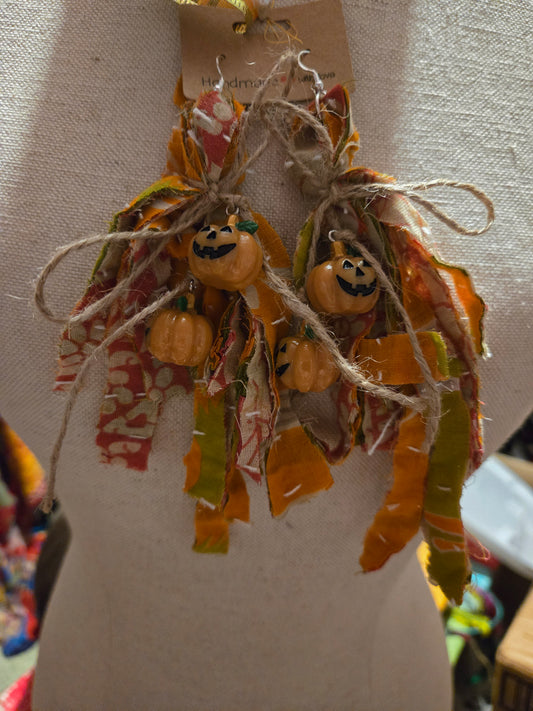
214, 54, 226, 94
297, 49, 326, 115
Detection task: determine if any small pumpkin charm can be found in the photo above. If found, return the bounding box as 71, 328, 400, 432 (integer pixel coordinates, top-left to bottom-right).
148, 294, 213, 367
275, 332, 339, 393
306, 241, 380, 315
188, 214, 263, 291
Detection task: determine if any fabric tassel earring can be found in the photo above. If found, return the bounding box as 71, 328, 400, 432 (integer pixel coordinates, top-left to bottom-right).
257, 50, 494, 604
35, 55, 299, 552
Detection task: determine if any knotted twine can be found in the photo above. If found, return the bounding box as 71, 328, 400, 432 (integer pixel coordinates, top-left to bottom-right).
35, 50, 494, 510
256, 80, 494, 450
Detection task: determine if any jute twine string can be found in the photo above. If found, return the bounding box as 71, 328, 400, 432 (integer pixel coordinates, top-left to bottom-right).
258, 93, 494, 281
262, 262, 422, 412
227, 201, 420, 412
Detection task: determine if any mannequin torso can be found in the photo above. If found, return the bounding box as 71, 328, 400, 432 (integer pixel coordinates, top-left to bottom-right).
1, 1, 531, 709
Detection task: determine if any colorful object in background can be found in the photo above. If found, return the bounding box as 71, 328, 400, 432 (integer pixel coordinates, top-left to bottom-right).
0, 418, 47, 660
0, 529, 45, 657
0, 669, 34, 711
0, 421, 46, 543
417, 540, 504, 670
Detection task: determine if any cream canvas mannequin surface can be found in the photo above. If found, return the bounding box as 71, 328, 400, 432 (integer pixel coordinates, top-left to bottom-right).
1, 1, 532, 709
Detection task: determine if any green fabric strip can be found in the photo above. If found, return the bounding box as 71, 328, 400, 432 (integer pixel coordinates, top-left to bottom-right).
423, 391, 471, 603
187, 393, 228, 506
425, 331, 450, 380
193, 537, 229, 555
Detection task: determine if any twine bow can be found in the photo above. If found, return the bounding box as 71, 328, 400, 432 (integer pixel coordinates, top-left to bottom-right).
257, 80, 494, 453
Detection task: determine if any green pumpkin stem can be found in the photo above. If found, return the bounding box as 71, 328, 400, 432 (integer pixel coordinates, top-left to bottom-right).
235, 220, 259, 235
304, 324, 316, 340
175, 295, 188, 312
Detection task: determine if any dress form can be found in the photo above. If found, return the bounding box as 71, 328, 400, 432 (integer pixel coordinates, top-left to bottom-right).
1, 1, 531, 709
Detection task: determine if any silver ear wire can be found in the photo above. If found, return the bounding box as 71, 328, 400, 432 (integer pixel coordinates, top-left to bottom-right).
327, 229, 337, 242
297, 49, 326, 115
214, 54, 226, 93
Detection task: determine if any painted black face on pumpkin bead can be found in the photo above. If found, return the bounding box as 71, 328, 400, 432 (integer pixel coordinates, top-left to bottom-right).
274, 336, 339, 393
335, 257, 377, 298
275, 341, 290, 378
188, 216, 263, 292
192, 224, 237, 260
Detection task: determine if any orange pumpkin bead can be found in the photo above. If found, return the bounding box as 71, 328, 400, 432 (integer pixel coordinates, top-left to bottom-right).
188, 214, 263, 291
148, 307, 213, 367
306, 241, 380, 315
275, 336, 339, 393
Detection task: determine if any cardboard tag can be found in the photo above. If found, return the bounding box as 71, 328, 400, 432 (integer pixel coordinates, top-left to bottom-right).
179, 0, 354, 104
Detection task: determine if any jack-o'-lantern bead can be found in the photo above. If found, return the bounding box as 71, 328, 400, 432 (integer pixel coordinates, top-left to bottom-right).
306, 241, 380, 315
275, 336, 339, 393
188, 214, 263, 291
148, 296, 213, 367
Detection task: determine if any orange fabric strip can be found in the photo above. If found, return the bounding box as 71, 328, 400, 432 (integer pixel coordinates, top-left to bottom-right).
424, 511, 464, 537
432, 258, 485, 355
166, 232, 194, 259
223, 466, 250, 523
193, 502, 229, 554
135, 204, 173, 230
398, 261, 435, 329
183, 437, 202, 492
266, 426, 334, 517
165, 126, 203, 182
359, 409, 428, 572
357, 332, 448, 384
251, 212, 292, 270
251, 278, 290, 355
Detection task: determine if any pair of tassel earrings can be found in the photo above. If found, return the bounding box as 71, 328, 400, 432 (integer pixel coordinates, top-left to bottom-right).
39, 51, 493, 604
